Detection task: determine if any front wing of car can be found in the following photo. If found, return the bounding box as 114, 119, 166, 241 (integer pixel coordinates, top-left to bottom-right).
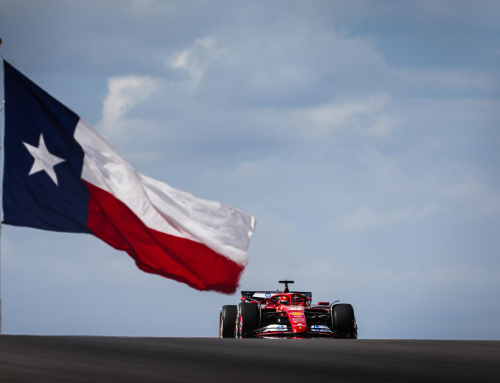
245, 324, 349, 338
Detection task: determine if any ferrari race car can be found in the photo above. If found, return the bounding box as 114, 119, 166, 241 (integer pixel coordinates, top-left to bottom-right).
219, 280, 357, 338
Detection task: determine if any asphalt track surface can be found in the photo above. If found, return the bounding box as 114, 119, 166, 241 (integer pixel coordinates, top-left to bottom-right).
0, 336, 499, 382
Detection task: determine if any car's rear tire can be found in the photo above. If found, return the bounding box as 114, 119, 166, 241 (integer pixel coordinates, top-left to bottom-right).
331, 304, 357, 338
236, 303, 260, 338
220, 305, 237, 338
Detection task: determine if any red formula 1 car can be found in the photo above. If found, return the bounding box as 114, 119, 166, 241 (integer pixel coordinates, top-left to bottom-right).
219, 280, 357, 338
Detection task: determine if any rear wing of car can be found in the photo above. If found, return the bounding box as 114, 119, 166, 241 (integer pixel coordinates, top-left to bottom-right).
241, 291, 312, 301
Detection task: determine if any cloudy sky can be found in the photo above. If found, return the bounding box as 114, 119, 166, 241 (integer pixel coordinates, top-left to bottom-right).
0, 0, 499, 339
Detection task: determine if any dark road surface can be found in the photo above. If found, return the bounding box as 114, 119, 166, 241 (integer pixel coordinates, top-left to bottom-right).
0, 336, 499, 382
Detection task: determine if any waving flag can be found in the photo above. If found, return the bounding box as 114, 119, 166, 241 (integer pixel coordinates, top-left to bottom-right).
2, 60, 256, 294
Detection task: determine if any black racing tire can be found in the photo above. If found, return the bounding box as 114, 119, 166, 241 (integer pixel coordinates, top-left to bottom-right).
220, 305, 237, 338
331, 304, 357, 338
237, 303, 260, 338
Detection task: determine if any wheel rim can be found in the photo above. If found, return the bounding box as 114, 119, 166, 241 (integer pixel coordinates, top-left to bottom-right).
219, 313, 223, 338
235, 314, 242, 338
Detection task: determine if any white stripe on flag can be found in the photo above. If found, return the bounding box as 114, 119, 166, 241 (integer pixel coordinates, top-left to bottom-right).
74, 118, 255, 265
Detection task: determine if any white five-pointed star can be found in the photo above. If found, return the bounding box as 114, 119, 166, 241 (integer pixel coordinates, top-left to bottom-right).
23, 134, 65, 186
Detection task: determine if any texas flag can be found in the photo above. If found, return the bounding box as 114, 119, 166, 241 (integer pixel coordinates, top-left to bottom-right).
2, 60, 256, 294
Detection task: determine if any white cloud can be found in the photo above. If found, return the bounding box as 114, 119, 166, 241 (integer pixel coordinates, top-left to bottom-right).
302, 93, 398, 139
5, 1, 500, 339
248, 93, 398, 141
96, 76, 159, 138
306, 93, 392, 132
290, 92, 398, 140
167, 37, 225, 93
363, 114, 400, 138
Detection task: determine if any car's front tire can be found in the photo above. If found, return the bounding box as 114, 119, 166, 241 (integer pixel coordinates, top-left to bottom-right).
236, 303, 260, 338
331, 304, 357, 338
220, 305, 237, 338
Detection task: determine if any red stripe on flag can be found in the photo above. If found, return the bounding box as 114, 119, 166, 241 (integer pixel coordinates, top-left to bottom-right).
84, 181, 244, 294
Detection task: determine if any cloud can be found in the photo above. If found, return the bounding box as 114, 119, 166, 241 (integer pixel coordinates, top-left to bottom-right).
307, 94, 390, 130
364, 114, 401, 138
299, 93, 397, 139
167, 37, 225, 93
3, 1, 500, 339
96, 76, 159, 138
238, 93, 398, 142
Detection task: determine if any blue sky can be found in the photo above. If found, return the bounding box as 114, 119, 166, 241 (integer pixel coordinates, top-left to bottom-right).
0, 0, 499, 339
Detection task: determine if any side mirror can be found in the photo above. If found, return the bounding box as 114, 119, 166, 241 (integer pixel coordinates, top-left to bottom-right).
318, 301, 329, 305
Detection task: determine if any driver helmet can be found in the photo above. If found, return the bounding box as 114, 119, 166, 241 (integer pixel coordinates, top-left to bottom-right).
280, 295, 290, 305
